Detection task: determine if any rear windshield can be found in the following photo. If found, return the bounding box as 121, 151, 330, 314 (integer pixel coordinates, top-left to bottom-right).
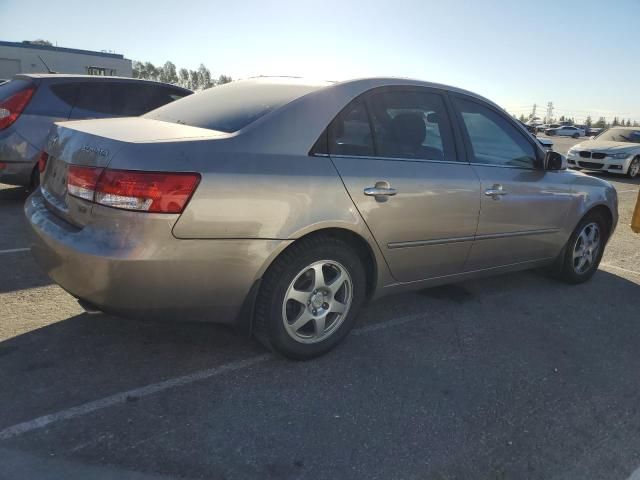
0, 78, 34, 101
143, 78, 328, 133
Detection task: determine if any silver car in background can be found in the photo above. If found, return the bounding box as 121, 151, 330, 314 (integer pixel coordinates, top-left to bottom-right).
25, 77, 618, 359
0, 74, 191, 188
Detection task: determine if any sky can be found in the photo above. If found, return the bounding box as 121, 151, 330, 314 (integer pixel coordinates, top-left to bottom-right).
2, 0, 639, 122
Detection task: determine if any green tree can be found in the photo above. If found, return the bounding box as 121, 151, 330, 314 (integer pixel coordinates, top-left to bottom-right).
178, 68, 190, 88
633, 121, 639, 127
217, 74, 232, 85
188, 70, 200, 90
594, 117, 607, 128
518, 114, 526, 122
197, 64, 213, 89
585, 116, 592, 128
23, 39, 52, 46
612, 117, 620, 127
626, 119, 631, 127
161, 61, 178, 85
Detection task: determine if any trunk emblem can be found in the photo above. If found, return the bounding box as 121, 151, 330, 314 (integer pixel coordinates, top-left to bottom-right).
81, 145, 109, 157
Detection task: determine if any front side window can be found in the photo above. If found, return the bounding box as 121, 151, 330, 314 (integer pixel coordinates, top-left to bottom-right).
368, 90, 455, 161
454, 97, 537, 168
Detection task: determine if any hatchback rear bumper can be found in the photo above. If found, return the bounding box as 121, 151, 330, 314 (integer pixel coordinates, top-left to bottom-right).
0, 130, 39, 185
25, 190, 288, 325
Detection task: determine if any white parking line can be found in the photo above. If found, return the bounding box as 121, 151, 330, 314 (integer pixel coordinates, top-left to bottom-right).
626, 466, 640, 480
0, 311, 427, 441
0, 248, 30, 255
600, 263, 640, 277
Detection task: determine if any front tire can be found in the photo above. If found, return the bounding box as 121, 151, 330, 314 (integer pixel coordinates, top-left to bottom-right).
555, 212, 608, 284
253, 236, 366, 360
572, 133, 579, 139
627, 157, 640, 178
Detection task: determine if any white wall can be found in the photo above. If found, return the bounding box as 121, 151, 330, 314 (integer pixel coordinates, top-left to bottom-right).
0, 45, 132, 79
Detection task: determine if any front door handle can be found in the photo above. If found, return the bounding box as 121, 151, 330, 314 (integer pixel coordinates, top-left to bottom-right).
484, 184, 508, 197
364, 181, 397, 197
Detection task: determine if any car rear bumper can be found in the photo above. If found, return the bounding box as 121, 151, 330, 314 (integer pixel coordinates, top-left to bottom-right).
25, 190, 289, 325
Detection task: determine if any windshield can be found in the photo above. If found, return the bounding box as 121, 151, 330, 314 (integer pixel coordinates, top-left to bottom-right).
595, 128, 640, 143
144, 78, 330, 133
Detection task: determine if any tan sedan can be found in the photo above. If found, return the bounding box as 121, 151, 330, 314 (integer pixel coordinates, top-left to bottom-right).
26, 77, 618, 359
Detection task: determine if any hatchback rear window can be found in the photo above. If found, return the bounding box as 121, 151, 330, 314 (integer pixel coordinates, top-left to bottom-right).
0, 78, 35, 101
144, 78, 330, 133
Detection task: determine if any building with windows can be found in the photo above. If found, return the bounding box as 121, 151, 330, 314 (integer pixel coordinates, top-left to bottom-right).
0, 41, 132, 80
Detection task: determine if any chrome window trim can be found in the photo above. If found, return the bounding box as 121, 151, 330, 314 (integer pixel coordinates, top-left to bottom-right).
319, 153, 470, 166
469, 162, 538, 171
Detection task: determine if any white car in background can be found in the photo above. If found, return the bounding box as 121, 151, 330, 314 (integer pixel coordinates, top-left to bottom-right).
545, 125, 585, 138
567, 127, 640, 178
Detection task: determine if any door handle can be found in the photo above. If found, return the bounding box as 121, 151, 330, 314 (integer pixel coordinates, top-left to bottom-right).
364, 186, 397, 196
364, 181, 397, 198
484, 184, 508, 197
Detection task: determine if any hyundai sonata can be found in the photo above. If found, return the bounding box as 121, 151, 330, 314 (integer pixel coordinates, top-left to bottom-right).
26, 77, 618, 359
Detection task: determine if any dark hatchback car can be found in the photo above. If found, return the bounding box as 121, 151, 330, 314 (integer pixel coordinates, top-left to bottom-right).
0, 74, 192, 187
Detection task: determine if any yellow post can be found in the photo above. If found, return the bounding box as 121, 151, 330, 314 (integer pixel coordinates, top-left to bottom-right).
632, 189, 640, 233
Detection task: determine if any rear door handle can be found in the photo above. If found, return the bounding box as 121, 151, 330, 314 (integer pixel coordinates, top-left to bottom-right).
484, 184, 508, 197
364, 187, 397, 196
364, 181, 397, 197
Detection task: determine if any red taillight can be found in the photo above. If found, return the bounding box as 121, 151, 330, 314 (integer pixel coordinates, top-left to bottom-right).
66, 166, 200, 214
38, 151, 49, 173
0, 85, 36, 130
67, 165, 104, 202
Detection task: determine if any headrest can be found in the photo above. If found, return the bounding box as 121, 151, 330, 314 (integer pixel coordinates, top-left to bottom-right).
391, 113, 426, 147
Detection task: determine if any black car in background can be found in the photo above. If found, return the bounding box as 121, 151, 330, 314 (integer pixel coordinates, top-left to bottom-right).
0, 74, 192, 188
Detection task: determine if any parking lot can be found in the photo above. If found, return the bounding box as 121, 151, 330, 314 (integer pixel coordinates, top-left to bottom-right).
1, 136, 639, 479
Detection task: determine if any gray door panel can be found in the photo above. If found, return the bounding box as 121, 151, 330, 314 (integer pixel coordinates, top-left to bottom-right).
332, 157, 480, 282
465, 166, 573, 270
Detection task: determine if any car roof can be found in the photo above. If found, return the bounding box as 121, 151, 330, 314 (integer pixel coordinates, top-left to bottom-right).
15, 73, 193, 92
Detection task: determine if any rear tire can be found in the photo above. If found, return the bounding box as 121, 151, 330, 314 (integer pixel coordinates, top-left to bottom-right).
253, 236, 366, 360
627, 157, 640, 178
555, 212, 608, 284
29, 166, 40, 191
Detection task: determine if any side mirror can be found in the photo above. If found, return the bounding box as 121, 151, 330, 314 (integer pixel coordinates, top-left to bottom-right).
544, 151, 567, 171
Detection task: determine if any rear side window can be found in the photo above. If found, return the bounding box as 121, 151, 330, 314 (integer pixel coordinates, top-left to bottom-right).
144, 79, 328, 133
50, 84, 79, 107
328, 99, 374, 156
454, 97, 537, 168
368, 90, 455, 161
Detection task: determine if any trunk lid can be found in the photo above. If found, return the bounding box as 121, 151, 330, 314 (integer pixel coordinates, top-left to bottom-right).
41, 117, 225, 226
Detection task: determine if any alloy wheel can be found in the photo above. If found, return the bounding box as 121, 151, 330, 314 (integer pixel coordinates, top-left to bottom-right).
282, 260, 353, 344
629, 158, 640, 178
572, 222, 600, 274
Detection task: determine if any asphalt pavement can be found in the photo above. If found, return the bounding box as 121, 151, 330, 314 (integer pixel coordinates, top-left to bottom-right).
1, 138, 640, 479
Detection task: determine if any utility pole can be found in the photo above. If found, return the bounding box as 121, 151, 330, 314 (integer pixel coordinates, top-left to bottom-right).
545, 102, 554, 123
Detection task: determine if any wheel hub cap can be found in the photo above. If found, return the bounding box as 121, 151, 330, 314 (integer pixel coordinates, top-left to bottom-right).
572, 222, 600, 274
282, 260, 353, 344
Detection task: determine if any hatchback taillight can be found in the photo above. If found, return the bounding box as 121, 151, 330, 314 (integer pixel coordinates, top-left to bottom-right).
0, 85, 36, 130
67, 166, 200, 214
38, 151, 49, 173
